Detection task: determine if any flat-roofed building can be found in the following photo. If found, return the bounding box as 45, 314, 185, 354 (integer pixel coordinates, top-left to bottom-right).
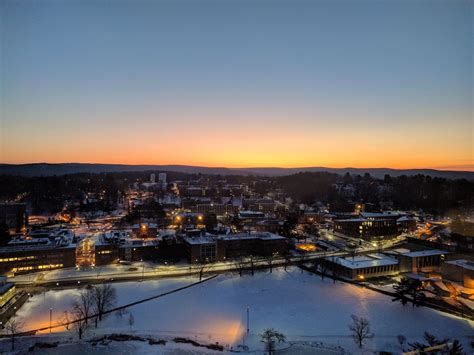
441, 259, 474, 288
324, 253, 399, 280
219, 232, 287, 259
183, 232, 287, 263
333, 212, 406, 239
0, 276, 15, 308
183, 236, 224, 263
396, 249, 447, 273
0, 244, 76, 275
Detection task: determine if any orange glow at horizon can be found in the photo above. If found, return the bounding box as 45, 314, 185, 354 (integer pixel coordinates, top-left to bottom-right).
1, 107, 472, 171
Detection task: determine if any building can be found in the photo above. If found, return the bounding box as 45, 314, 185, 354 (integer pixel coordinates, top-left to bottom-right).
150, 173, 156, 183
219, 232, 287, 259
173, 212, 204, 229
183, 232, 287, 263
132, 223, 158, 238
191, 203, 239, 216
324, 254, 399, 280
333, 212, 403, 239
0, 203, 28, 236
119, 239, 160, 262
183, 236, 224, 263
0, 244, 76, 275
158, 173, 167, 184
441, 259, 474, 289
0, 276, 15, 308
95, 243, 119, 266
396, 249, 446, 273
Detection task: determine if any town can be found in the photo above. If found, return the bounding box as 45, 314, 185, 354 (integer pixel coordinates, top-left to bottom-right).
0, 170, 472, 353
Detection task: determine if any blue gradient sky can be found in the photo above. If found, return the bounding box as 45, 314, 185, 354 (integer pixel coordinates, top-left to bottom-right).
1, 0, 472, 169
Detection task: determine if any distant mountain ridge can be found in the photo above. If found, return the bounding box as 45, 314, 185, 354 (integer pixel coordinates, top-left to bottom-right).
0, 163, 473, 180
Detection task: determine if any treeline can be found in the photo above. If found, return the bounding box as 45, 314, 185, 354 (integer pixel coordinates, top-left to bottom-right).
276, 172, 474, 216
0, 170, 472, 217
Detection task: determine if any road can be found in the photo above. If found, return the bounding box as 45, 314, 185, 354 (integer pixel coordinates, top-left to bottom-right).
10, 235, 408, 289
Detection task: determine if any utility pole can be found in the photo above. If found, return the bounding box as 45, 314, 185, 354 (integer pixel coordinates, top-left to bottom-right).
246, 306, 249, 334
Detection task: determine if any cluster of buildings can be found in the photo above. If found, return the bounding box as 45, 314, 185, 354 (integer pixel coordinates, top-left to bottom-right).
0, 174, 472, 300
332, 211, 417, 240
325, 246, 474, 296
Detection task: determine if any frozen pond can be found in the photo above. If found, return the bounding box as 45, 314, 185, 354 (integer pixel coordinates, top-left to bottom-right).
11, 267, 474, 353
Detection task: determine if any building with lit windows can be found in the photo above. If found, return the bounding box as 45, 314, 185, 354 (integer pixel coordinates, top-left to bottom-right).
0, 276, 15, 308
324, 254, 399, 280
0, 244, 76, 275
333, 212, 407, 239
183, 232, 287, 263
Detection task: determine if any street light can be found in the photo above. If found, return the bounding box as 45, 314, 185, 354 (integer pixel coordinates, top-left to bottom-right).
49, 308, 53, 333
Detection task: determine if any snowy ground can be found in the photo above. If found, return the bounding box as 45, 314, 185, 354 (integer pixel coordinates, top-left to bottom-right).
4, 267, 474, 354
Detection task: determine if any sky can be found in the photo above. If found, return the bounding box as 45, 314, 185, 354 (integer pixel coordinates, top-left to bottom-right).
0, 0, 472, 170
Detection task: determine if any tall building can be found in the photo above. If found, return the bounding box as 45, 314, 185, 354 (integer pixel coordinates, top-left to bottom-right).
159, 173, 167, 190
150, 173, 156, 183
158, 173, 167, 184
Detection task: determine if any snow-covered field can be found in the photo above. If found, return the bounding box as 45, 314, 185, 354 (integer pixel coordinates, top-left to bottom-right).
7, 267, 474, 353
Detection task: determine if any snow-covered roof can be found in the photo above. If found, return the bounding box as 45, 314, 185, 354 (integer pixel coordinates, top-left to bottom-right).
397, 216, 415, 222
183, 236, 216, 245
328, 254, 398, 270
401, 249, 447, 258
219, 232, 285, 241
360, 212, 401, 218
445, 259, 474, 271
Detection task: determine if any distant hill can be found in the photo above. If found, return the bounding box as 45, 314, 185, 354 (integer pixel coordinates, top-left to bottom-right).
0, 163, 473, 180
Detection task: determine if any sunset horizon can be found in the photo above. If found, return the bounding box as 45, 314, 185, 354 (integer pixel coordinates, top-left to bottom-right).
0, 0, 473, 352
2, 160, 473, 172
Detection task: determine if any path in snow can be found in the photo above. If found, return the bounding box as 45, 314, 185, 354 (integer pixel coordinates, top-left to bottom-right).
11, 267, 474, 353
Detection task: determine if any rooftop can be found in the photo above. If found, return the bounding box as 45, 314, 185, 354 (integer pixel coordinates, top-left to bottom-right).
445, 259, 474, 271
402, 249, 447, 258
328, 253, 398, 270
219, 232, 285, 241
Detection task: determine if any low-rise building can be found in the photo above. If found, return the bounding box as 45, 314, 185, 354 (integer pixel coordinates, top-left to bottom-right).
441, 259, 474, 288
183, 232, 287, 263
324, 254, 399, 280
396, 249, 446, 273
183, 236, 224, 263
0, 244, 76, 275
0, 276, 15, 308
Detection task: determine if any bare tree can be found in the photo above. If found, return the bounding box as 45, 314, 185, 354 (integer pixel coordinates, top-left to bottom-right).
348, 315, 374, 348
70, 310, 89, 340
284, 255, 291, 271
320, 261, 329, 280
298, 253, 307, 273
70, 289, 94, 339
248, 255, 255, 276
192, 261, 213, 281
233, 257, 246, 277
91, 284, 117, 323
265, 253, 278, 273
5, 317, 24, 351
60, 310, 71, 331
260, 328, 286, 355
